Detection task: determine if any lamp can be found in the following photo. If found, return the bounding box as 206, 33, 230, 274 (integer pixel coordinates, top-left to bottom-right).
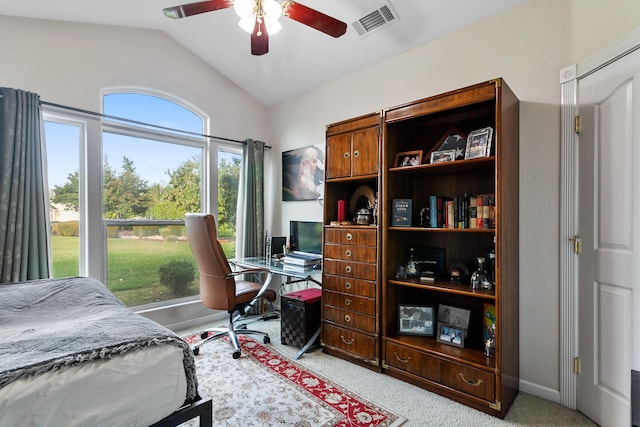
234, 0, 282, 36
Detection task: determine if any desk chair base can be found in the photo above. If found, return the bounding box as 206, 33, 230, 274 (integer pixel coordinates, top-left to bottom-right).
192, 313, 273, 358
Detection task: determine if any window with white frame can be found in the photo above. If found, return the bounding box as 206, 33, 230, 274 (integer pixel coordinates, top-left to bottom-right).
44, 91, 242, 313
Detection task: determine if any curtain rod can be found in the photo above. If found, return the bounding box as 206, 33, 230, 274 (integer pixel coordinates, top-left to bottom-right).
40, 100, 271, 149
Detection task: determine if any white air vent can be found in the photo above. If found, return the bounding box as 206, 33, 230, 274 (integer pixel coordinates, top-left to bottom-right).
350, 1, 399, 37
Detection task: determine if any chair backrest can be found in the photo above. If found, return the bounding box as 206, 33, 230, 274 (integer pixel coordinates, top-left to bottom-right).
184, 213, 236, 311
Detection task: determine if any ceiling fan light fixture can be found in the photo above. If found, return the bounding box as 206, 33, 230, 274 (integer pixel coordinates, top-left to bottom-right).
233, 0, 254, 18
266, 18, 282, 35
238, 14, 257, 33
236, 0, 283, 35
263, 0, 282, 20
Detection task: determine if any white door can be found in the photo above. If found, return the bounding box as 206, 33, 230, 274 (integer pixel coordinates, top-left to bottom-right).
577, 48, 640, 427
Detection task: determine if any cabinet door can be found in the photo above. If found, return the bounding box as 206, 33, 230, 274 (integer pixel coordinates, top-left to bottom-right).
351, 127, 379, 177
326, 133, 351, 179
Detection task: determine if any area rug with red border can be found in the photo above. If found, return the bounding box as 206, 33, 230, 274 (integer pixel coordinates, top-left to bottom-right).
181, 333, 406, 427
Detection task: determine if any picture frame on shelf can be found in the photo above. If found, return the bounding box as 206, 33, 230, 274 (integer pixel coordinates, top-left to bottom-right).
435, 126, 467, 160
398, 305, 434, 337
437, 304, 471, 335
464, 127, 493, 159
430, 149, 456, 164
437, 323, 465, 348
395, 150, 423, 167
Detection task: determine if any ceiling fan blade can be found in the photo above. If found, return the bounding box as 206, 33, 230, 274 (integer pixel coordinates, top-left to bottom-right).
282, 1, 347, 38
163, 0, 233, 19
251, 19, 269, 56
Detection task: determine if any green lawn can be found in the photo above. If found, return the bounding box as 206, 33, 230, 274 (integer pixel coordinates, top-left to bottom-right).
51, 236, 235, 306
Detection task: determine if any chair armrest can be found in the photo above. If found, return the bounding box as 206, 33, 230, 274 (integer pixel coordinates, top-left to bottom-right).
227, 263, 274, 303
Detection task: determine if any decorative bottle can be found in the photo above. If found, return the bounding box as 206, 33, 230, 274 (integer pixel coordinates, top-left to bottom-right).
406, 247, 419, 279
484, 323, 496, 357
487, 236, 496, 286
470, 257, 490, 290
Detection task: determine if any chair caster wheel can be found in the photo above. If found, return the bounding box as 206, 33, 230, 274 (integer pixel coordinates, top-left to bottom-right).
232, 350, 241, 359
200, 332, 209, 339
263, 336, 271, 344
193, 347, 200, 356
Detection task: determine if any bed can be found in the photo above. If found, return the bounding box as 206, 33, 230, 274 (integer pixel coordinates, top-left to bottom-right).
0, 276, 211, 427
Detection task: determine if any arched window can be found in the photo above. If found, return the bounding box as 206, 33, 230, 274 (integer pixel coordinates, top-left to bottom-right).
45, 91, 242, 320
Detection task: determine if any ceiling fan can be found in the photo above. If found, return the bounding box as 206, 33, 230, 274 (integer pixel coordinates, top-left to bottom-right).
163, 0, 348, 56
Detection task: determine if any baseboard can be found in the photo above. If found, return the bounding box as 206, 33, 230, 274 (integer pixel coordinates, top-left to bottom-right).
519, 379, 561, 404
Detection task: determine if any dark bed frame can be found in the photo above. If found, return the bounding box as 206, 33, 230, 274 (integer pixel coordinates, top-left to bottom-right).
149, 393, 212, 427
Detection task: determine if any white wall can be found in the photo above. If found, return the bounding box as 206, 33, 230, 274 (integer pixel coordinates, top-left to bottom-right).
3, 0, 640, 404
269, 0, 640, 401
0, 16, 268, 142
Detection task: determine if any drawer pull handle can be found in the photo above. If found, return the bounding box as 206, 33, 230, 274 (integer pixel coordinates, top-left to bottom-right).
344, 314, 351, 322
346, 233, 353, 241
345, 265, 352, 273
353, 150, 360, 158
345, 249, 352, 257
345, 298, 352, 306
394, 352, 411, 363
343, 152, 350, 159
459, 373, 484, 387
340, 335, 354, 345
345, 282, 352, 290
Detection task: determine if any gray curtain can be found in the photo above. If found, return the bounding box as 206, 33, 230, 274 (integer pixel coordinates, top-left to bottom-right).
238, 139, 265, 257
0, 88, 50, 282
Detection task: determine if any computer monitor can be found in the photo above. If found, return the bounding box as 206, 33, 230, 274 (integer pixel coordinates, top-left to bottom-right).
289, 221, 322, 255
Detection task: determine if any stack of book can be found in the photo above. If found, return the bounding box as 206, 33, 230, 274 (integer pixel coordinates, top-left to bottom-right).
283, 251, 322, 271
427, 193, 495, 229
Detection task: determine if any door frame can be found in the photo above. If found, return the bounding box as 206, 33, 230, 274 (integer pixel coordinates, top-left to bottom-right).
559, 28, 640, 409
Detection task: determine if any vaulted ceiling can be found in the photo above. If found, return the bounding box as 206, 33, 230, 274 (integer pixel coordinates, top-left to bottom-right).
0, 0, 526, 106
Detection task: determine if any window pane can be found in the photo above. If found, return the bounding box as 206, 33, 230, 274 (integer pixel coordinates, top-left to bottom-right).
103, 134, 202, 304
101, 92, 211, 310
102, 133, 202, 219
218, 150, 241, 258
103, 93, 202, 135
106, 224, 197, 306
45, 121, 80, 278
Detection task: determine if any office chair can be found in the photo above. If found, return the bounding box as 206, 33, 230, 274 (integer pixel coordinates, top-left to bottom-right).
185, 213, 277, 358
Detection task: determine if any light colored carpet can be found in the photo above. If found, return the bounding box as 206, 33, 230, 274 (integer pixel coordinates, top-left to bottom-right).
181, 330, 404, 426
179, 317, 597, 427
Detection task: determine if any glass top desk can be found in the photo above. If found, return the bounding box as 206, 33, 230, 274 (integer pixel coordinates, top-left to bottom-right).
231, 256, 322, 359
232, 257, 321, 285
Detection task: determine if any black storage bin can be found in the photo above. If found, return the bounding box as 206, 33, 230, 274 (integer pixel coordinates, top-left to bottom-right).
280, 288, 322, 348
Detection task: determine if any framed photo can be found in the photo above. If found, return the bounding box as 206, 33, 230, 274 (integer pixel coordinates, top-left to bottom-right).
394, 150, 423, 167
464, 127, 493, 159
437, 304, 471, 335
437, 323, 465, 348
399, 305, 434, 336
435, 126, 467, 160
282, 144, 325, 201
430, 149, 456, 164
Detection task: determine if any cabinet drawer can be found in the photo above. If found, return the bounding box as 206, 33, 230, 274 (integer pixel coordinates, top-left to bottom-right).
322, 275, 376, 298
385, 341, 440, 383
324, 244, 376, 263
384, 341, 495, 402
322, 323, 377, 361
323, 259, 376, 281
324, 228, 376, 246
323, 305, 376, 333
323, 290, 375, 315
440, 360, 495, 402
